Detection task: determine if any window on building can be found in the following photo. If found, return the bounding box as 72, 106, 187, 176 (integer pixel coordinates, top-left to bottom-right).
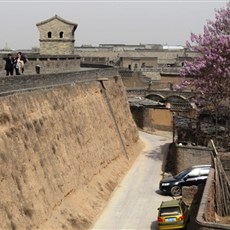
48, 32, 52, 38
60, 32, 64, 38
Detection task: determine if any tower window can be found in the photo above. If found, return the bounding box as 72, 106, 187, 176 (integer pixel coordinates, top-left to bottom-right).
48, 32, 52, 38
60, 32, 64, 38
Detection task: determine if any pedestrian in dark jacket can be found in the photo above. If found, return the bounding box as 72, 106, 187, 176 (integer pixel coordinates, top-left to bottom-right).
4, 53, 14, 76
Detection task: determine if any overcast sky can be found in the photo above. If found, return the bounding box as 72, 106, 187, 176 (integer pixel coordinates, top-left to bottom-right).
0, 0, 228, 50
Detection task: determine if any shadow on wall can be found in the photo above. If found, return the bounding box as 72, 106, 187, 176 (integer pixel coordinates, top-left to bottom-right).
130, 106, 145, 129
164, 142, 177, 175
186, 184, 205, 230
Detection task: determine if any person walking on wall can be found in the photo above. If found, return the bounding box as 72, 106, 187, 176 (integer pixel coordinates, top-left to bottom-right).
15, 52, 26, 75
19, 51, 27, 73
4, 53, 14, 76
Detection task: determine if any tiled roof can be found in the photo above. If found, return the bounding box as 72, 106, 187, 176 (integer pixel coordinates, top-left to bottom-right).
36, 14, 78, 29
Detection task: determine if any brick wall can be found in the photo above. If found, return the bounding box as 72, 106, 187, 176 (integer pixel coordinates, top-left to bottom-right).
175, 145, 212, 173
130, 106, 173, 132
166, 144, 212, 175
0, 54, 80, 75
143, 108, 173, 132
196, 169, 230, 230
40, 41, 75, 55
0, 68, 118, 94
37, 17, 75, 55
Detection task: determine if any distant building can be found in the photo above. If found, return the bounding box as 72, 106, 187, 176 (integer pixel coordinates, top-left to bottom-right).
163, 45, 184, 50
0, 42, 14, 54
36, 15, 78, 55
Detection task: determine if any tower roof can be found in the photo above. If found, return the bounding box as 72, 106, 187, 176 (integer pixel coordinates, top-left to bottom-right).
36, 14, 78, 31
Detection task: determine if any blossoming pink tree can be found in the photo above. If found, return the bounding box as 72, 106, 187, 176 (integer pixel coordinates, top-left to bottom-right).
180, 2, 230, 139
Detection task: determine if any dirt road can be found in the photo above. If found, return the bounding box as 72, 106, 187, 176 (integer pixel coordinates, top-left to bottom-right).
91, 131, 173, 230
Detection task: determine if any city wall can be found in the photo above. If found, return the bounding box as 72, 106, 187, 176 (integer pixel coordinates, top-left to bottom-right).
0, 68, 118, 94
0, 73, 143, 229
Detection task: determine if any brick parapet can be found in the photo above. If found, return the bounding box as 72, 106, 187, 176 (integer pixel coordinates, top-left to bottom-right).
0, 54, 81, 75
0, 68, 118, 95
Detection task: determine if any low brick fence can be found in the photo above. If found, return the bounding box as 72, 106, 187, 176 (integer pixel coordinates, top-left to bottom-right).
196, 168, 230, 229
175, 144, 212, 173
165, 143, 212, 175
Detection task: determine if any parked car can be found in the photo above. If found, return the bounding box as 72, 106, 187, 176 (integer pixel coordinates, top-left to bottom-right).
157, 198, 190, 230
159, 165, 211, 196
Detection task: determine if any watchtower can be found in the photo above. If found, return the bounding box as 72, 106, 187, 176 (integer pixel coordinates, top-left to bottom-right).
36, 15, 78, 55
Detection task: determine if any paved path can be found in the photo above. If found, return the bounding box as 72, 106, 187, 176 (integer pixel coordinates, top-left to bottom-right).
92, 131, 173, 230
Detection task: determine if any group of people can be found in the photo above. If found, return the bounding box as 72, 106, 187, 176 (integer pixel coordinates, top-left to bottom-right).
4, 52, 27, 76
